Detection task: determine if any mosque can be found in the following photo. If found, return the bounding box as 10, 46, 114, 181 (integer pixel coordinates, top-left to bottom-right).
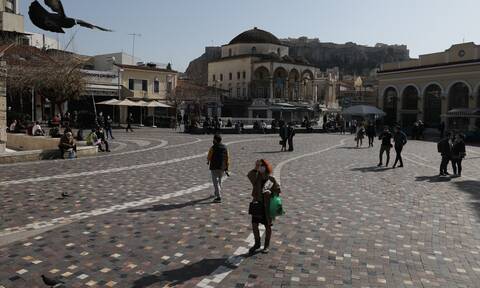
207, 27, 337, 122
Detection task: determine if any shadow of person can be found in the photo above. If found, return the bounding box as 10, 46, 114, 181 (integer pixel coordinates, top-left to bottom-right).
131, 258, 237, 288
415, 175, 452, 183
254, 151, 285, 154
351, 166, 390, 173
452, 180, 480, 219
127, 196, 214, 213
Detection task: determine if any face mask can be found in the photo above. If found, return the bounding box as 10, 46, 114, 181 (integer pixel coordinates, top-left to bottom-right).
259, 166, 266, 174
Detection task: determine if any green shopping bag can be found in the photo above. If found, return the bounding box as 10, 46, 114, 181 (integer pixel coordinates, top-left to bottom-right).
269, 194, 284, 219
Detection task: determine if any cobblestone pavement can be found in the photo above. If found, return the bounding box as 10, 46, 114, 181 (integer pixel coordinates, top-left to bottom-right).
1, 129, 480, 288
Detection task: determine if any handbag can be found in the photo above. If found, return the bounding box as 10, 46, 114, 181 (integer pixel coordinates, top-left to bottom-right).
269, 195, 285, 219
248, 201, 264, 216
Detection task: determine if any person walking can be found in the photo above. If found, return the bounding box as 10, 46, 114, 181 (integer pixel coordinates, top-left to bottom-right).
378, 127, 393, 167
287, 123, 296, 152
247, 159, 281, 254
356, 124, 365, 148
207, 134, 230, 203
439, 122, 445, 139
279, 121, 288, 152
438, 131, 453, 176
451, 133, 466, 177
105, 115, 114, 140
96, 112, 105, 129
366, 122, 376, 147
392, 126, 408, 168
126, 113, 134, 133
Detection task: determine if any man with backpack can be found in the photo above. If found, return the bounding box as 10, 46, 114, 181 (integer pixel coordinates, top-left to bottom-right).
438, 131, 453, 176
392, 126, 408, 168
207, 134, 230, 203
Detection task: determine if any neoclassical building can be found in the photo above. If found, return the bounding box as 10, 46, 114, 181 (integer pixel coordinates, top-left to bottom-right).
208, 27, 335, 121
378, 42, 480, 131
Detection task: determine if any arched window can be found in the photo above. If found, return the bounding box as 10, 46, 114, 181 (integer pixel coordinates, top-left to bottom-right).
449, 82, 470, 109
251, 46, 257, 54
383, 87, 398, 125
424, 84, 442, 127
402, 86, 419, 110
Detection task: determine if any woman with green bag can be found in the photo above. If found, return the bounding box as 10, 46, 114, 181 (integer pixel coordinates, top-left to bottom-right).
247, 159, 281, 254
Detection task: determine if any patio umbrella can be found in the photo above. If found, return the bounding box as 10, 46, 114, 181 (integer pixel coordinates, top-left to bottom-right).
145, 101, 170, 127
97, 99, 120, 105
133, 100, 148, 126
112, 99, 143, 126
342, 105, 386, 117
97, 99, 120, 124
113, 99, 139, 107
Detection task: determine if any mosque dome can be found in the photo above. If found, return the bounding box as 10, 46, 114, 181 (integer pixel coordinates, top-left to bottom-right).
229, 27, 282, 45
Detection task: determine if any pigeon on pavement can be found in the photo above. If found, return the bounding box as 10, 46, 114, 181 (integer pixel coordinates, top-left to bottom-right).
41, 275, 65, 287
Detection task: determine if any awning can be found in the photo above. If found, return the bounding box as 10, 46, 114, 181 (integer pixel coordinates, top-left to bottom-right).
342, 105, 386, 117
443, 108, 480, 118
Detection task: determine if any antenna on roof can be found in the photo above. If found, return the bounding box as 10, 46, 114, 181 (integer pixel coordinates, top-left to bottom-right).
128, 33, 142, 65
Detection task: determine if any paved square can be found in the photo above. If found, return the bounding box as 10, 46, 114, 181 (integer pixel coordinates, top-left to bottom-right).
1, 129, 479, 287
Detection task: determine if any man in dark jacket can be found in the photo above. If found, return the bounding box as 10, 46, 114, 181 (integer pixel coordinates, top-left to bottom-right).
207, 134, 230, 203
378, 127, 393, 167
392, 126, 407, 168
126, 113, 134, 132
438, 132, 453, 176
287, 123, 296, 152
366, 122, 376, 147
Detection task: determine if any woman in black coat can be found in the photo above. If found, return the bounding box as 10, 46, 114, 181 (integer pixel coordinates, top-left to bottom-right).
451, 133, 466, 177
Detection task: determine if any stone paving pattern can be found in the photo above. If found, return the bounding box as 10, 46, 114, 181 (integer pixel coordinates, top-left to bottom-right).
0, 129, 480, 287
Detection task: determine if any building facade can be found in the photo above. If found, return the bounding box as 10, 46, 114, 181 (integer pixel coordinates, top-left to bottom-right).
208, 27, 337, 122
378, 43, 480, 131
114, 63, 178, 123
0, 0, 26, 44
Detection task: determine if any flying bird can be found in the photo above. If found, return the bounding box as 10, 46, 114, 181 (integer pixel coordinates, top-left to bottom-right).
41, 275, 65, 287
29, 0, 112, 33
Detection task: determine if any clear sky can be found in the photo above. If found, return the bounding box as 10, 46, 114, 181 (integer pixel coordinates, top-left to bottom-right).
20, 0, 480, 72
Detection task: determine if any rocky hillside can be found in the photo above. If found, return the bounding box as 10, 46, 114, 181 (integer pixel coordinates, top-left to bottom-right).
185, 38, 409, 85
284, 37, 409, 75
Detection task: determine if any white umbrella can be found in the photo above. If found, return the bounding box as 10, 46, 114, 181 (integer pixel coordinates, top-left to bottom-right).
145, 101, 165, 127
342, 105, 386, 117
97, 99, 120, 124
113, 99, 139, 107
97, 99, 120, 105
112, 99, 143, 126
134, 100, 148, 126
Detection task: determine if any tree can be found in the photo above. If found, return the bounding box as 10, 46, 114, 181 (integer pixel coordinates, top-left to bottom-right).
4, 45, 86, 117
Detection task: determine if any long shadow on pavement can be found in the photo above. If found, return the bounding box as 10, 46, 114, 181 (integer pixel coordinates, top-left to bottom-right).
452, 180, 480, 219
127, 196, 214, 213
351, 166, 391, 173
131, 258, 236, 288
337, 147, 371, 150
415, 175, 452, 183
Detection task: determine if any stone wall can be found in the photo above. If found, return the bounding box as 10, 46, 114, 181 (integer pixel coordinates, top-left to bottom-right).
0, 61, 6, 153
